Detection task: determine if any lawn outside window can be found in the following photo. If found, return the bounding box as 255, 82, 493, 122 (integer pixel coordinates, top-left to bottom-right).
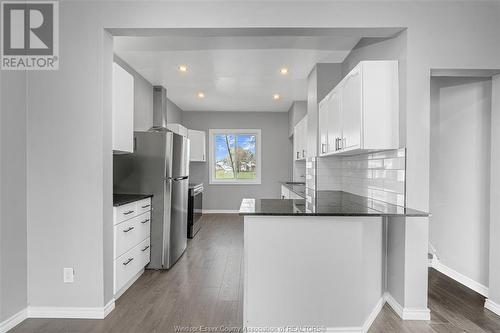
209, 129, 261, 185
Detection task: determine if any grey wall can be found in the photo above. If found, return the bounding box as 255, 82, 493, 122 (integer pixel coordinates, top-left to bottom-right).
341, 32, 407, 147
17, 0, 500, 311
430, 77, 492, 287
114, 55, 153, 131
182, 111, 291, 210
167, 98, 183, 125
0, 71, 28, 320
288, 101, 307, 138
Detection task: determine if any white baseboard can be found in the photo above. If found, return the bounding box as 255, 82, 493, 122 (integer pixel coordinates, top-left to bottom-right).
363, 296, 385, 331
384, 293, 430, 320
0, 308, 27, 333
203, 209, 239, 214
27, 299, 115, 319
115, 268, 144, 300
485, 299, 500, 316
430, 259, 489, 297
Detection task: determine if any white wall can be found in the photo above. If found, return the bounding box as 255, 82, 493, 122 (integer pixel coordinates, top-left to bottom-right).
0, 71, 28, 321
489, 75, 500, 304
19, 0, 500, 310
430, 77, 492, 287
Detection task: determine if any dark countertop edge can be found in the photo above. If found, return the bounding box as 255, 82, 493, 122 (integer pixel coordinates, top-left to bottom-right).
239, 211, 429, 217
113, 194, 153, 207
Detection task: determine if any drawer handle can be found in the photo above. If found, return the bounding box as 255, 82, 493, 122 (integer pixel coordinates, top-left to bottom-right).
141, 219, 150, 224
123, 226, 135, 233
141, 245, 150, 252
141, 204, 150, 209
123, 210, 134, 215
122, 258, 134, 266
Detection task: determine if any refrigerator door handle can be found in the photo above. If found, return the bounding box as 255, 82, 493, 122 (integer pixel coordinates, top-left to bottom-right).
170, 176, 189, 181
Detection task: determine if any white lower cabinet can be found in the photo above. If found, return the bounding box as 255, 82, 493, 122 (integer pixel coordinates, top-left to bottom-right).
114, 238, 150, 295
113, 197, 151, 296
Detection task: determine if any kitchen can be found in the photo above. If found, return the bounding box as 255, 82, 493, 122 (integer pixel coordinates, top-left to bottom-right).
2, 2, 500, 333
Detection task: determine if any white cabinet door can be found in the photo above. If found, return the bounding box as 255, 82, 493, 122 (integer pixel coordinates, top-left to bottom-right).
318, 96, 329, 156
300, 117, 307, 159
341, 67, 362, 150
112, 63, 134, 153
328, 89, 342, 154
293, 117, 307, 161
187, 129, 206, 162
293, 122, 301, 161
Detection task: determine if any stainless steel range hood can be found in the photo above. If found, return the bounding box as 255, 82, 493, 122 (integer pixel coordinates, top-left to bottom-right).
152, 86, 168, 129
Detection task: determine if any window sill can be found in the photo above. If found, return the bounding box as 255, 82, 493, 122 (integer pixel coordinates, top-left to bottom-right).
209, 180, 262, 185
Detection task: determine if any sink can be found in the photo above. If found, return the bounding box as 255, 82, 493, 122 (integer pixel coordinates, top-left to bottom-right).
285, 181, 306, 185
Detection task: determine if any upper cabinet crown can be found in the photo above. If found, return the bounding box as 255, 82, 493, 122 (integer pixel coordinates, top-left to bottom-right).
319, 61, 399, 156
112, 62, 134, 154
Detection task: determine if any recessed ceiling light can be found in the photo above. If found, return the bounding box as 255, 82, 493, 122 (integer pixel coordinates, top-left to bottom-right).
273, 94, 281, 100
280, 68, 289, 75
197, 92, 205, 99
178, 65, 188, 72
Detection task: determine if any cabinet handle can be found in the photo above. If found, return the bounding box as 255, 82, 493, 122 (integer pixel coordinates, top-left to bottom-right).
123, 210, 134, 215
123, 226, 135, 233
141, 245, 150, 252
122, 258, 134, 266
296, 152, 299, 159
335, 138, 339, 151
321, 143, 326, 154
141, 219, 150, 224
302, 150, 305, 158
141, 204, 150, 209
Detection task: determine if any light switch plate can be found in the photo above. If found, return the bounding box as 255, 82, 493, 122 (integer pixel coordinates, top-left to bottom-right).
63, 268, 74, 283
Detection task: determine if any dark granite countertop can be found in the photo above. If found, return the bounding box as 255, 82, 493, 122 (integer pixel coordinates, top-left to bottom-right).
280, 182, 306, 198
239, 191, 429, 217
113, 193, 153, 207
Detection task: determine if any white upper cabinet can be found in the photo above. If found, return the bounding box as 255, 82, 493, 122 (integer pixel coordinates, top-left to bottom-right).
318, 60, 399, 156
112, 62, 134, 154
293, 116, 307, 161
187, 129, 206, 162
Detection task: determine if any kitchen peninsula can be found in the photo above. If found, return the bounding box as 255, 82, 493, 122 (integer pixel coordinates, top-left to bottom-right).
240, 192, 430, 332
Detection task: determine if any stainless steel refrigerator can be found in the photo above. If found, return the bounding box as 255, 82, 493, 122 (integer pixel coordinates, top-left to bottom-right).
113, 128, 190, 269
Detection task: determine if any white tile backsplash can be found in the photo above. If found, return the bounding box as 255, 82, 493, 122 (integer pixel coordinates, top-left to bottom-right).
316, 148, 406, 206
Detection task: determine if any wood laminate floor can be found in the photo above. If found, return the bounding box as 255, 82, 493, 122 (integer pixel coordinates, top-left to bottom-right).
11, 214, 500, 333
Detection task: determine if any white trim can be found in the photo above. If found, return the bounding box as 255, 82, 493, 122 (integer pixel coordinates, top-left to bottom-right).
384, 293, 430, 321
0, 308, 27, 333
362, 296, 385, 332
203, 209, 239, 214
246, 296, 385, 333
27, 299, 115, 319
208, 129, 262, 185
485, 299, 500, 316
114, 268, 144, 300
429, 258, 489, 297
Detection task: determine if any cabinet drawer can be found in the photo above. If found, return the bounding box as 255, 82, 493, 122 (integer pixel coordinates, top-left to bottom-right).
114, 237, 151, 294
136, 198, 152, 215
137, 237, 151, 267
113, 202, 138, 225
114, 211, 151, 259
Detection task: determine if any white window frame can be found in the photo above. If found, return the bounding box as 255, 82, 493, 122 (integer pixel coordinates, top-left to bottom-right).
209, 129, 262, 185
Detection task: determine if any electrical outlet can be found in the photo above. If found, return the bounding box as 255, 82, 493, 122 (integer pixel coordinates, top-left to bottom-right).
63, 268, 74, 283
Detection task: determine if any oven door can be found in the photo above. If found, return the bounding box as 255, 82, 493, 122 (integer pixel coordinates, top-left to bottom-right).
189, 186, 203, 238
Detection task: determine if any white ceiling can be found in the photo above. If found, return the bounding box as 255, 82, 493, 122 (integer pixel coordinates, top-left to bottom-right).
114, 28, 402, 112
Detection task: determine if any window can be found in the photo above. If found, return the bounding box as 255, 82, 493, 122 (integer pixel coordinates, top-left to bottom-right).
209, 129, 261, 184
